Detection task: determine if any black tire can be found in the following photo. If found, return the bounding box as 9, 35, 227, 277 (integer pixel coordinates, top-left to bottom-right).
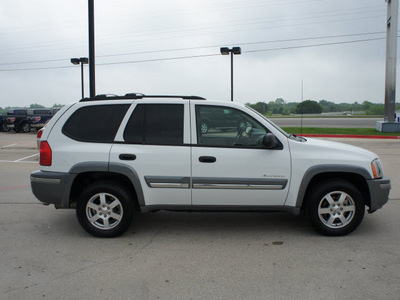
76, 181, 134, 238
306, 180, 365, 236
20, 123, 31, 133
3, 124, 10, 132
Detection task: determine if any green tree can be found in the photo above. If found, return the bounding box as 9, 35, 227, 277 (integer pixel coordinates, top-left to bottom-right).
251, 102, 268, 114
30, 103, 45, 108
296, 100, 322, 114
319, 100, 337, 112
362, 101, 373, 111
268, 98, 286, 114
366, 104, 384, 115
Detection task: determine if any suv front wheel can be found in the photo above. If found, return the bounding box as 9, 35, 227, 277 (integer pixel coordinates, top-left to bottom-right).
76, 181, 134, 238
306, 180, 365, 236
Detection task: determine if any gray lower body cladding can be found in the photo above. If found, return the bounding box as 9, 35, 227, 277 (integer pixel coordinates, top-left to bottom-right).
30, 170, 75, 208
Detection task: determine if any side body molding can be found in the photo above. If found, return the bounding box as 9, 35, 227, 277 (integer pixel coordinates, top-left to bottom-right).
295, 164, 372, 208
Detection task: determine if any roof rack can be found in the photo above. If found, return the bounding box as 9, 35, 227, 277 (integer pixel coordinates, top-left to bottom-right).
80, 93, 206, 102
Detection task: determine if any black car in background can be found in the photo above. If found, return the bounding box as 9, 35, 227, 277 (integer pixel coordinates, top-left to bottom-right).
197, 106, 246, 134
0, 114, 10, 132
5, 109, 29, 132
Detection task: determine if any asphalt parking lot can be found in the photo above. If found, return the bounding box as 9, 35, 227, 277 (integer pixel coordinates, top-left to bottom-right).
0, 132, 399, 300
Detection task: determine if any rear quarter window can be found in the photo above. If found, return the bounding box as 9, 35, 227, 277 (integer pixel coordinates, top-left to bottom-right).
62, 104, 129, 143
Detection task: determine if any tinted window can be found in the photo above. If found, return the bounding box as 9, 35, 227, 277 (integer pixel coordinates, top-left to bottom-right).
28, 109, 52, 115
62, 104, 129, 142
124, 104, 184, 145
196, 105, 268, 148
8, 110, 27, 115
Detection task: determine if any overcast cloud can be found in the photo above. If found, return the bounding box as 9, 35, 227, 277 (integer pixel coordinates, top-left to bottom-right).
0, 0, 394, 107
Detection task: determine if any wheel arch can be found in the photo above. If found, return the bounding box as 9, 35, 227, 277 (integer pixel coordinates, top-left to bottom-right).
296, 165, 372, 210
68, 162, 145, 211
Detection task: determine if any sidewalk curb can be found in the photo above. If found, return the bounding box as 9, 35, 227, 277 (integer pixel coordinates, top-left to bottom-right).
300, 134, 400, 139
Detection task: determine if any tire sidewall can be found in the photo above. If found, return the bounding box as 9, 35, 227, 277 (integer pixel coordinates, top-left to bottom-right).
307, 180, 365, 236
21, 123, 31, 133
76, 182, 134, 238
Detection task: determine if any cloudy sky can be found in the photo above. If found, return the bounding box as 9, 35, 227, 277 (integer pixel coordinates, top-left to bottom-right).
0, 0, 395, 108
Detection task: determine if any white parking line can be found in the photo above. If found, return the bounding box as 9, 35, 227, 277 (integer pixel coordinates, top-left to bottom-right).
15, 153, 39, 162
0, 160, 38, 164
0, 143, 17, 149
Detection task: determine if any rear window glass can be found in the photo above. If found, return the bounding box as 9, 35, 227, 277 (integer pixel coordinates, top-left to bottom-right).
62, 104, 129, 143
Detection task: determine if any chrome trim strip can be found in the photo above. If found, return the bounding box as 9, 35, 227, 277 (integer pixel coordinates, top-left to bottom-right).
30, 176, 61, 184
192, 177, 288, 190
145, 176, 190, 189
193, 183, 284, 190
149, 182, 190, 189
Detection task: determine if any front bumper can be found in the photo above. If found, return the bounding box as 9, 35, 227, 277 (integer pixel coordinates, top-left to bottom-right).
367, 176, 391, 213
30, 170, 75, 208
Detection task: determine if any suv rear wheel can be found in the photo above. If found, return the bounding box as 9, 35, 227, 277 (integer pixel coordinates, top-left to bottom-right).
306, 180, 365, 236
76, 181, 134, 238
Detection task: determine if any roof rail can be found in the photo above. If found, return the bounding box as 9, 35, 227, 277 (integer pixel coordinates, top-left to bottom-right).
80, 93, 206, 102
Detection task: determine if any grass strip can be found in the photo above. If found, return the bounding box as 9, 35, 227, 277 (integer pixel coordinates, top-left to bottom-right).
281, 127, 400, 136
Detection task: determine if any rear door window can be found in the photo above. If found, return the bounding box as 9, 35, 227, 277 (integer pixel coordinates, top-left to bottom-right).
123, 104, 184, 145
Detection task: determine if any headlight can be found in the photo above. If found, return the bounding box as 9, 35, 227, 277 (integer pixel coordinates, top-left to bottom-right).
371, 158, 383, 179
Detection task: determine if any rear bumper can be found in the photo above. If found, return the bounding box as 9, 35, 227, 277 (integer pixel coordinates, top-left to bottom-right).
30, 170, 75, 208
367, 176, 391, 213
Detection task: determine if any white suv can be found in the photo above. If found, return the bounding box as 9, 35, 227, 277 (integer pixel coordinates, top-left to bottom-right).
30, 94, 391, 237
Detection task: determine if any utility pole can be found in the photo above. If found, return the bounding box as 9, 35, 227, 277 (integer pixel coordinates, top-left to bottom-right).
384, 0, 398, 122
88, 0, 96, 98
378, 0, 400, 132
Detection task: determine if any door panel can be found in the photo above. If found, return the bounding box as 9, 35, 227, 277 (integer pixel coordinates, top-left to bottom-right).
191, 104, 291, 206
110, 144, 191, 206
110, 102, 191, 206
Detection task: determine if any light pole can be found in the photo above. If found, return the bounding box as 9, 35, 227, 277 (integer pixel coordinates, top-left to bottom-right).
220, 47, 241, 101
71, 57, 89, 99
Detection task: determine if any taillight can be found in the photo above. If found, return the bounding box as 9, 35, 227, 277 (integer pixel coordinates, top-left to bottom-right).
37, 129, 44, 139
39, 141, 52, 166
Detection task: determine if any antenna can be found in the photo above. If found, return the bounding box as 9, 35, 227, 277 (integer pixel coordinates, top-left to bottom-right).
301, 80, 304, 136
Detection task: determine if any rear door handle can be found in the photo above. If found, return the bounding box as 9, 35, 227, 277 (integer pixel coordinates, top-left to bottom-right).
199, 156, 216, 163
119, 154, 136, 161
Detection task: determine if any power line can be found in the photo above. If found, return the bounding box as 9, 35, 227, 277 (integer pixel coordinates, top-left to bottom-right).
245, 37, 386, 54
0, 31, 386, 66
0, 35, 387, 72
0, 5, 384, 56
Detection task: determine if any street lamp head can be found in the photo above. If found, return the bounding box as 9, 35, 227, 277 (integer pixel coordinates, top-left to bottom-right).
220, 47, 230, 55
232, 47, 241, 55
70, 58, 80, 65
80, 57, 89, 64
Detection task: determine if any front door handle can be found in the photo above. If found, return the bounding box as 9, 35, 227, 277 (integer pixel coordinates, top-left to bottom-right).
119, 154, 136, 161
199, 156, 216, 163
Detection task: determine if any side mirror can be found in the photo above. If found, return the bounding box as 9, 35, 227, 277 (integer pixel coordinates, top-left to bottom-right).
263, 133, 279, 149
